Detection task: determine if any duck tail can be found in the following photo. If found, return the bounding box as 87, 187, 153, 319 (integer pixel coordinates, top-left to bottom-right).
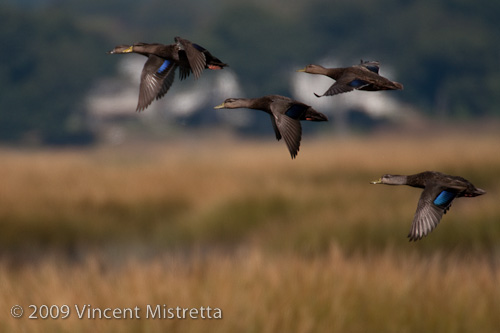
473, 187, 487, 196
393, 81, 404, 90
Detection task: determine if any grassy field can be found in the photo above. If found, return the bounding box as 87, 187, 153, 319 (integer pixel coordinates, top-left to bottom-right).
1, 129, 499, 332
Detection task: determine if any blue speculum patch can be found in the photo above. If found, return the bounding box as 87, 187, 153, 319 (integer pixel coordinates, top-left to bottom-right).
365, 65, 379, 73
285, 105, 305, 119
157, 60, 170, 74
349, 79, 367, 88
433, 190, 456, 206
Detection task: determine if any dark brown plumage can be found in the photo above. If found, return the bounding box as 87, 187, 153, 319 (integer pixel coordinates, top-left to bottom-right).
214, 95, 328, 159
108, 37, 227, 111
371, 171, 486, 241
297, 60, 403, 97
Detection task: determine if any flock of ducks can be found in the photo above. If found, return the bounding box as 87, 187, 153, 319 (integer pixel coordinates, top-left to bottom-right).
108, 37, 486, 241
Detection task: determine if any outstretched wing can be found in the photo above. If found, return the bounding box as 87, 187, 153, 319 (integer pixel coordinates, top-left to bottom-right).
316, 82, 355, 97
408, 185, 458, 241
316, 72, 370, 97
269, 101, 303, 159
137, 55, 177, 111
175, 37, 206, 79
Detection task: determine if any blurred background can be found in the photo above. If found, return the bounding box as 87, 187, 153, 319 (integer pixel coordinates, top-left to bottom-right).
2, 0, 500, 144
1, 0, 500, 332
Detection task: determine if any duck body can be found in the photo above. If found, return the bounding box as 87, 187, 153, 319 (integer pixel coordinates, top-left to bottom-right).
214, 95, 328, 159
298, 60, 403, 97
371, 171, 486, 241
108, 37, 227, 111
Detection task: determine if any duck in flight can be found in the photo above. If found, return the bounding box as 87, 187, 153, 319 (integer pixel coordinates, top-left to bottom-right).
214, 95, 328, 159
371, 171, 486, 241
108, 37, 227, 111
297, 60, 403, 97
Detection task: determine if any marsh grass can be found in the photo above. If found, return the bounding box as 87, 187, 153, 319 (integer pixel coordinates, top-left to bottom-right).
2, 247, 499, 332
1, 129, 500, 332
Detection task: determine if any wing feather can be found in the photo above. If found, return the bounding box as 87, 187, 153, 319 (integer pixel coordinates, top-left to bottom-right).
408, 185, 458, 241
137, 55, 177, 111
316, 82, 355, 97
175, 37, 206, 79
272, 112, 302, 159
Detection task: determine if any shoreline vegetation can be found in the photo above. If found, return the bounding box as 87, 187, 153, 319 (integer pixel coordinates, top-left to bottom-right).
1, 130, 499, 331
2, 246, 499, 332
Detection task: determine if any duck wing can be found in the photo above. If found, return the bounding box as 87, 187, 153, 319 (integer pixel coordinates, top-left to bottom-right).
137, 55, 177, 111
358, 60, 380, 74
408, 184, 459, 241
269, 101, 303, 159
178, 66, 192, 81
315, 81, 355, 97
269, 114, 282, 141
175, 37, 206, 79
316, 72, 370, 97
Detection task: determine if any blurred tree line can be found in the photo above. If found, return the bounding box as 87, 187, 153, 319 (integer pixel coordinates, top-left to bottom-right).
1, 0, 500, 144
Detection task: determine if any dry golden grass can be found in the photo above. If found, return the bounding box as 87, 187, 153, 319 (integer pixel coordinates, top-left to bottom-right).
2, 247, 499, 332
1, 128, 500, 332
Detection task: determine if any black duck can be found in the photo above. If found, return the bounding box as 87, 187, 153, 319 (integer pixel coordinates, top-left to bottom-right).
371, 171, 486, 241
297, 60, 403, 97
214, 95, 328, 159
108, 37, 227, 111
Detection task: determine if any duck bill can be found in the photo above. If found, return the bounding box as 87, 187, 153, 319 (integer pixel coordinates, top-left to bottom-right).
296, 67, 306, 72
370, 178, 382, 184
107, 45, 134, 54
214, 103, 225, 109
